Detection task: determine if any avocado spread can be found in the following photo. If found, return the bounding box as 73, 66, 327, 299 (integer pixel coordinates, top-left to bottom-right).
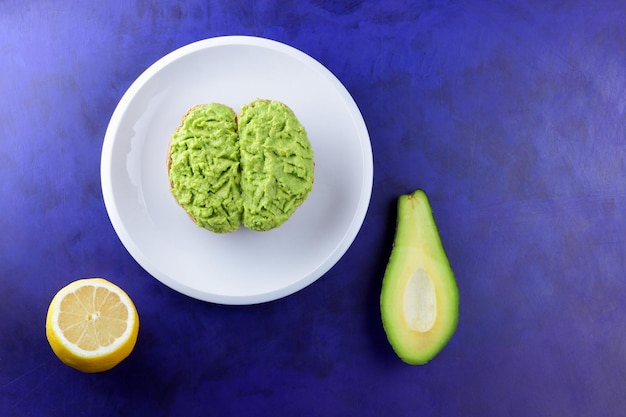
168, 100, 314, 233
238, 100, 315, 231
168, 103, 242, 233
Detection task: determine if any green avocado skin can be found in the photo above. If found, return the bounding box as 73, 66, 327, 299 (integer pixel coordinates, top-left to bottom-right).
238, 100, 315, 231
168, 103, 242, 233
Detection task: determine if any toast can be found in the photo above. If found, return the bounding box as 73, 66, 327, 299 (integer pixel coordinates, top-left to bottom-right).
167, 99, 314, 233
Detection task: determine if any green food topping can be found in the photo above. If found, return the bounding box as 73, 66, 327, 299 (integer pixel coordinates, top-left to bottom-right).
168, 103, 242, 233
238, 100, 315, 231
168, 100, 314, 233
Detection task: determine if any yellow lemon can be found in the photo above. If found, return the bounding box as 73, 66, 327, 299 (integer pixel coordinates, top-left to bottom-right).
45, 278, 139, 373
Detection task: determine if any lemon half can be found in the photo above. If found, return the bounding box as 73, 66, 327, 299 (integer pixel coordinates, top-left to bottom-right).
46, 278, 139, 373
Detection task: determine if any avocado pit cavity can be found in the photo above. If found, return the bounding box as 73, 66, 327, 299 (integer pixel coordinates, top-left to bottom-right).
403, 268, 436, 332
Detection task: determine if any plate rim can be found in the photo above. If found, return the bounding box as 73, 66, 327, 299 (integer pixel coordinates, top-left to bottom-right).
100, 35, 373, 304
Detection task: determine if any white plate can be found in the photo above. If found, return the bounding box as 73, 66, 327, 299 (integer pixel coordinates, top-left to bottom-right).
101, 36, 373, 304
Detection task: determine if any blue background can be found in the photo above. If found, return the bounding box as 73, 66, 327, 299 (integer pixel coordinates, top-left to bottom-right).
2, 1, 626, 415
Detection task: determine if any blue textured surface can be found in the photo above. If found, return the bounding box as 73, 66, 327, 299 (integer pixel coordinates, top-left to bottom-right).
1, 1, 626, 415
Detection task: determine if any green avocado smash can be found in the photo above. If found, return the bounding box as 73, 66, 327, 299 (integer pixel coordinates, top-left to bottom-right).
239, 100, 314, 231
168, 100, 314, 233
168, 103, 242, 233
380, 190, 459, 365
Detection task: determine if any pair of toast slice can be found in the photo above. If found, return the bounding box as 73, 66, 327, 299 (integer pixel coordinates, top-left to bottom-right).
167, 99, 314, 233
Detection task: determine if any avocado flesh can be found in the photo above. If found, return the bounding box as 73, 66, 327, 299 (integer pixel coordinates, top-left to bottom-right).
380, 189, 459, 365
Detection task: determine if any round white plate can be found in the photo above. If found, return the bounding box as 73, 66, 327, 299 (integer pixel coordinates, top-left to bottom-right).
101, 36, 373, 304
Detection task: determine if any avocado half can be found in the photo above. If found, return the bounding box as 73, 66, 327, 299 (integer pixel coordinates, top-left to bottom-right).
380, 189, 459, 365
